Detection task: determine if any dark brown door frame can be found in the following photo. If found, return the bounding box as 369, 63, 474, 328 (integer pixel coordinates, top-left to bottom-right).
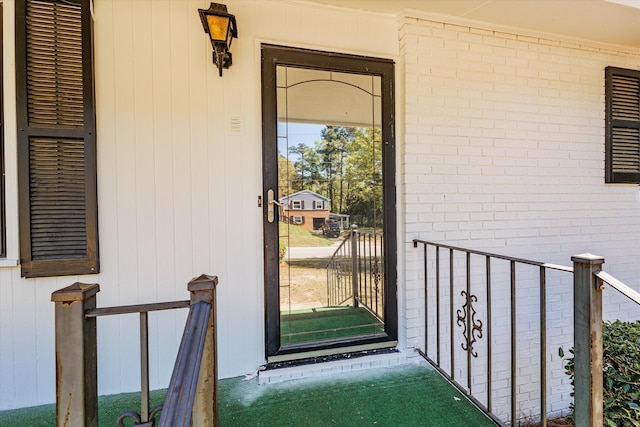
261, 44, 397, 358
0, 3, 5, 258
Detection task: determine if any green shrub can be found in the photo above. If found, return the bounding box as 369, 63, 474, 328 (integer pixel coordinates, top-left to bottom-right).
279, 239, 286, 262
559, 320, 640, 427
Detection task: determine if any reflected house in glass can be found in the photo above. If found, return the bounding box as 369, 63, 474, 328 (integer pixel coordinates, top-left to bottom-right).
279, 190, 330, 231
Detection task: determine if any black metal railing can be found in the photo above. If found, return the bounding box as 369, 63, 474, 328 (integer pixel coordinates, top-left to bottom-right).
87, 300, 190, 427
592, 269, 640, 425
413, 239, 574, 427
51, 275, 218, 427
326, 225, 384, 320
595, 269, 640, 306
158, 297, 215, 427
326, 232, 352, 307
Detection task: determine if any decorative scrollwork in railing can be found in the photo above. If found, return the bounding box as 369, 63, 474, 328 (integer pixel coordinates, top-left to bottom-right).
116, 405, 163, 427
373, 259, 381, 292
456, 290, 483, 358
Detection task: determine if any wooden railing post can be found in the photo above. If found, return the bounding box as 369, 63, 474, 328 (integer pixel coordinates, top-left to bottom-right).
188, 274, 219, 427
51, 283, 100, 427
572, 254, 604, 427
351, 224, 359, 307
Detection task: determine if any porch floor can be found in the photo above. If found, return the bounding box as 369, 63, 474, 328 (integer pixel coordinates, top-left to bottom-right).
0, 360, 496, 426
280, 306, 384, 345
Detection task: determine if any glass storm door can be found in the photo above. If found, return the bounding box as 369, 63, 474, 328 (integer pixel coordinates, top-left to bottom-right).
262, 45, 396, 361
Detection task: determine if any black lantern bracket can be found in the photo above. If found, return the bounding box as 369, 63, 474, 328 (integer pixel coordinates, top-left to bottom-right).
198, 3, 238, 77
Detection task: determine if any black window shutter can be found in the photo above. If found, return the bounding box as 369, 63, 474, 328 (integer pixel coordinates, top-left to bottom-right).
16, 0, 99, 278
606, 67, 640, 183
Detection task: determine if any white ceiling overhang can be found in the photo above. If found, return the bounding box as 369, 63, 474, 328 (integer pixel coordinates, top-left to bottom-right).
278, 67, 382, 127
306, 0, 640, 49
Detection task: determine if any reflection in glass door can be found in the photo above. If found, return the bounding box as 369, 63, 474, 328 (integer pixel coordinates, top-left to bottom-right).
262, 45, 396, 359
277, 66, 384, 347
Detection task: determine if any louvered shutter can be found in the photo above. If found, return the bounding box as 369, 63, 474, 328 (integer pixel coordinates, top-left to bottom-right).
17, 0, 99, 278
606, 67, 640, 183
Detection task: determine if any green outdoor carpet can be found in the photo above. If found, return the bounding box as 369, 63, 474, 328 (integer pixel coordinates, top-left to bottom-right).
281, 306, 384, 345
0, 362, 496, 426
0, 389, 166, 426
220, 362, 497, 427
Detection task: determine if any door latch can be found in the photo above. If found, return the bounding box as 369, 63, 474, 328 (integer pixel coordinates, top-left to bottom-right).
267, 189, 285, 223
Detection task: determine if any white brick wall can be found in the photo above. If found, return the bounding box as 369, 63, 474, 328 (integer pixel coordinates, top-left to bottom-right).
400, 16, 640, 422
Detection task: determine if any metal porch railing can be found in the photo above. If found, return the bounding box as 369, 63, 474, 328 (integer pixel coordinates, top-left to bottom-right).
413, 239, 574, 426
51, 274, 218, 427
326, 225, 384, 320
595, 269, 640, 306
588, 268, 640, 425
413, 240, 640, 426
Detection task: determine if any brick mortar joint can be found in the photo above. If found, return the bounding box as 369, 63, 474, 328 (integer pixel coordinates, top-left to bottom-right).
402, 16, 640, 58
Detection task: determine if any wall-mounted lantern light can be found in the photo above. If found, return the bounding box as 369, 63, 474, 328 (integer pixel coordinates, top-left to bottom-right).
198, 3, 238, 77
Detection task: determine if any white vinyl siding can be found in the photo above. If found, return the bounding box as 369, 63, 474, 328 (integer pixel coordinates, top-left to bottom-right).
0, 0, 398, 410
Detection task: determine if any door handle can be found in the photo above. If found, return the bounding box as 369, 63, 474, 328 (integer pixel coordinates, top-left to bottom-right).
267, 189, 285, 223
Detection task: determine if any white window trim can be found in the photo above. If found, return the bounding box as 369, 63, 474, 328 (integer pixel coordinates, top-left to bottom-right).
292, 200, 302, 209
1, 2, 19, 267
292, 215, 303, 224
314, 200, 323, 209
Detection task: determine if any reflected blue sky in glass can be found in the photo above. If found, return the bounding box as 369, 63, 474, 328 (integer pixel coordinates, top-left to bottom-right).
279, 122, 325, 162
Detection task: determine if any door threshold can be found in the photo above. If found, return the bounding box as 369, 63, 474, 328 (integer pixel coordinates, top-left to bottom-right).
266, 341, 398, 364
260, 346, 404, 385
